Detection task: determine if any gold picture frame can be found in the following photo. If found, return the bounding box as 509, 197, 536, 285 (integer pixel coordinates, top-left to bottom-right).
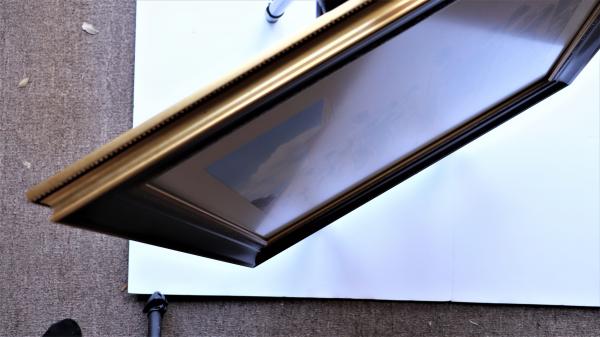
28, 0, 600, 267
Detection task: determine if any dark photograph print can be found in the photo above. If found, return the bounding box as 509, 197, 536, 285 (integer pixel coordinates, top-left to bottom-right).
207, 100, 326, 211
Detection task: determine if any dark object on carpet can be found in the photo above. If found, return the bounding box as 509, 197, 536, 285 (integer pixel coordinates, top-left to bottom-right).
143, 292, 168, 337
42, 319, 82, 337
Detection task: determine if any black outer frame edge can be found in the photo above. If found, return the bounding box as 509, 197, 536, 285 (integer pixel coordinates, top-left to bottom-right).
62, 185, 261, 267
255, 80, 565, 266
64, 208, 257, 268
553, 2, 600, 84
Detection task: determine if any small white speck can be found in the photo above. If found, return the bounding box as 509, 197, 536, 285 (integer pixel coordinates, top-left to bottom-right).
469, 319, 480, 327
82, 22, 99, 35
427, 321, 433, 327
22, 160, 32, 169
18, 77, 29, 88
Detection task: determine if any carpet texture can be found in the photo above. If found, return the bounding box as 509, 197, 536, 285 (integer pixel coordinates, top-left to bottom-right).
1, 1, 599, 336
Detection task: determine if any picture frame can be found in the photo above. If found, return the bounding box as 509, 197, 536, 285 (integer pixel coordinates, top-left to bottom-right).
28, 0, 600, 267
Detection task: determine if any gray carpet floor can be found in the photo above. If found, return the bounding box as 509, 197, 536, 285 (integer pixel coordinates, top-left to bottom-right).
1, 1, 599, 336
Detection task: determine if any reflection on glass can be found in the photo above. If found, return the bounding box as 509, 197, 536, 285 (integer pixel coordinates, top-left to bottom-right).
152, 0, 595, 238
